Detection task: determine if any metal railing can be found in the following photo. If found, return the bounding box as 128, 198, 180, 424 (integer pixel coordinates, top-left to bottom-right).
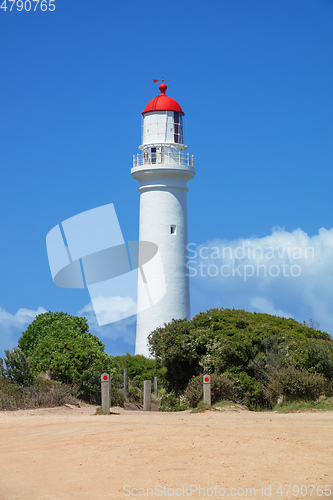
133, 151, 194, 169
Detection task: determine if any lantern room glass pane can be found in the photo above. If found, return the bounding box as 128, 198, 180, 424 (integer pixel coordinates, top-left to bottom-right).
174, 112, 183, 144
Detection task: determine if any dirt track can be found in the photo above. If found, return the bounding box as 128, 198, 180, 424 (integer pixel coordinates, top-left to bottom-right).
0, 405, 332, 499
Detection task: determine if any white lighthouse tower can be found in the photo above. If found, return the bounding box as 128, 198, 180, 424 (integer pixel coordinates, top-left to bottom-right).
132, 83, 195, 356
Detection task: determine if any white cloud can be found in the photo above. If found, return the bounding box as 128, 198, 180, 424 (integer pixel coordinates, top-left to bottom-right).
250, 297, 293, 319
78, 298, 136, 344
189, 227, 333, 335
79, 295, 137, 325
0, 306, 47, 355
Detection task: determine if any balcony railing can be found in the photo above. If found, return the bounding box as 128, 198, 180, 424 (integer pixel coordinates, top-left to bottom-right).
133, 151, 194, 169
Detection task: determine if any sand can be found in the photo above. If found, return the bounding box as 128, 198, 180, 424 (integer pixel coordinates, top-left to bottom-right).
0, 404, 332, 500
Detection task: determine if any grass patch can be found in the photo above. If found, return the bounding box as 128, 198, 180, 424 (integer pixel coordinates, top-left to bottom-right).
191, 400, 249, 413
212, 400, 248, 412
274, 396, 333, 413
191, 401, 211, 413
94, 406, 119, 415
94, 406, 107, 415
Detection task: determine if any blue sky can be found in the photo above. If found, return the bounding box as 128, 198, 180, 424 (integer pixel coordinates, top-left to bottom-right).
1, 0, 333, 357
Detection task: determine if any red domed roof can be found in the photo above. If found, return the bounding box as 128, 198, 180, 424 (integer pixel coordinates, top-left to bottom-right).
142, 84, 184, 115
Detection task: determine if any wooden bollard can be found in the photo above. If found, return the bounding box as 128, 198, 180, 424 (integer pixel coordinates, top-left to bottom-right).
124, 368, 129, 397
154, 376, 158, 398
203, 374, 211, 406
101, 373, 111, 414
143, 380, 151, 411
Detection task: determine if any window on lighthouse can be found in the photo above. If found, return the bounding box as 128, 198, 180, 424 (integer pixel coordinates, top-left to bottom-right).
170, 225, 177, 235
174, 112, 183, 144
151, 147, 156, 164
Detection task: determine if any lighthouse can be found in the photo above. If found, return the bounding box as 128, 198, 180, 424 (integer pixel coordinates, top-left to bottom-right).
132, 83, 195, 356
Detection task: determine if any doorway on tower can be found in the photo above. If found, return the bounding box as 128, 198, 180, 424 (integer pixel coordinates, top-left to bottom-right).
149, 147, 162, 164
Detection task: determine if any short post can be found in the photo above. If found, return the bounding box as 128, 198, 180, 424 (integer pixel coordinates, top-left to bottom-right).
101, 373, 111, 414
143, 380, 151, 411
203, 374, 211, 406
154, 376, 158, 398
124, 368, 129, 397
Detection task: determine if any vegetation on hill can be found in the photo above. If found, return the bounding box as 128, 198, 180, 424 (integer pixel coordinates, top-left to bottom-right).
1, 308, 332, 412
148, 308, 333, 410
18, 311, 114, 385
0, 313, 160, 410
0, 312, 117, 409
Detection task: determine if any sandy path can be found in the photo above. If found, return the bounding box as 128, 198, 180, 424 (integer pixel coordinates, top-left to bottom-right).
0, 405, 332, 500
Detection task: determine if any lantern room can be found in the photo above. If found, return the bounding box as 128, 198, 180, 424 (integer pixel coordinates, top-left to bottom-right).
142, 111, 183, 145
133, 83, 193, 169
141, 83, 185, 146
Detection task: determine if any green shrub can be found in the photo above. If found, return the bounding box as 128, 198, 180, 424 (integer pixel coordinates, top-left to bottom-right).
18, 311, 115, 386
76, 370, 124, 406
148, 308, 333, 410
183, 373, 234, 408
238, 373, 267, 410
225, 371, 268, 410
131, 374, 145, 389
127, 385, 142, 404
324, 379, 333, 397
77, 370, 102, 404
0, 377, 77, 410
0, 377, 23, 410
0, 347, 34, 387
148, 319, 203, 393
267, 366, 326, 404
113, 352, 165, 390
110, 387, 125, 407
159, 391, 188, 412
307, 339, 333, 379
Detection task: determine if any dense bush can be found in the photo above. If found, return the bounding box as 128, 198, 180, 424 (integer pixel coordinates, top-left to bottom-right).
0, 311, 118, 409
76, 369, 125, 406
113, 352, 164, 389
109, 386, 125, 407
148, 319, 207, 393
17, 312, 115, 386
267, 366, 326, 403
0, 377, 23, 410
233, 372, 268, 410
77, 370, 102, 404
0, 377, 77, 411
0, 348, 34, 387
184, 373, 234, 407
112, 352, 165, 405
19, 312, 89, 353
306, 339, 333, 379
324, 379, 333, 397
148, 308, 333, 410
127, 385, 143, 404
159, 391, 188, 412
